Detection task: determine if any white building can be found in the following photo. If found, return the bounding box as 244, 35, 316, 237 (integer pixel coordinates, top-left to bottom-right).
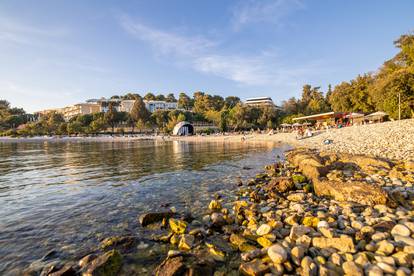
244, 97, 274, 107
144, 100, 178, 113
119, 100, 136, 113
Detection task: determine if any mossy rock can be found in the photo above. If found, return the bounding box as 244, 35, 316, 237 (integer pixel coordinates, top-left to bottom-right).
292, 174, 307, 184
84, 249, 122, 276
208, 245, 226, 262
169, 218, 188, 234
302, 216, 320, 228
303, 183, 313, 193
239, 243, 257, 252
208, 200, 222, 211
257, 237, 272, 248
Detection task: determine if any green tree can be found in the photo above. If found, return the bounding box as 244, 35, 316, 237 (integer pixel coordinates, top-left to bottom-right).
166, 93, 177, 102
224, 96, 241, 109
104, 103, 119, 134
130, 96, 151, 133
144, 93, 156, 101
178, 92, 192, 110
66, 121, 82, 135
155, 94, 166, 101
151, 110, 169, 131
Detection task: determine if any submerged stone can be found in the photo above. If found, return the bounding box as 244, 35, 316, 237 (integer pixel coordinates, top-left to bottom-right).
84, 249, 122, 276
139, 211, 174, 227
178, 234, 194, 251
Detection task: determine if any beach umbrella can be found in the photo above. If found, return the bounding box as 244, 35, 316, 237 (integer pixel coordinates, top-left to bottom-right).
280, 123, 291, 127
345, 112, 364, 118
292, 123, 302, 127
366, 111, 387, 117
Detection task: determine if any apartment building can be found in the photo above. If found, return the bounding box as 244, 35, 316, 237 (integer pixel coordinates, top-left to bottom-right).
244, 97, 282, 110
62, 103, 100, 120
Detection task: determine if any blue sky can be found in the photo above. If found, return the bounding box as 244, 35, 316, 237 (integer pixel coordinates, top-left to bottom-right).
0, 0, 413, 112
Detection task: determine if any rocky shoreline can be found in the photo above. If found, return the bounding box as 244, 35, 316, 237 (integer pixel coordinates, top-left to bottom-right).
25, 148, 414, 276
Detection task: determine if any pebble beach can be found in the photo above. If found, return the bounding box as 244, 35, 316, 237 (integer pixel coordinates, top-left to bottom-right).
23, 119, 414, 276
176, 119, 414, 161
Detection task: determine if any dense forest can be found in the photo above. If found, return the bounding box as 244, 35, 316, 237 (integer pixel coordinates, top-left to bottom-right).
1, 32, 413, 136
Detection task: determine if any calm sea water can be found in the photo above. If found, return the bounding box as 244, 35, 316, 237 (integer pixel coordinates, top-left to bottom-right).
0, 139, 286, 274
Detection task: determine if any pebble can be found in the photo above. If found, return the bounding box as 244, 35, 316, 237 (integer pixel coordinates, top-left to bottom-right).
256, 224, 272, 236
342, 261, 363, 276
376, 240, 395, 255
377, 262, 396, 274
391, 224, 411, 237
290, 246, 305, 266
365, 264, 384, 276
267, 244, 287, 264
394, 235, 414, 246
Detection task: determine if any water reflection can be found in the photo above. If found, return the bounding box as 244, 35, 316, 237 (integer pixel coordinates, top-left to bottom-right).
0, 140, 285, 274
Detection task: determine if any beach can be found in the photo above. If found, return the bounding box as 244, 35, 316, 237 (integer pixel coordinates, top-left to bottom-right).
174, 119, 414, 160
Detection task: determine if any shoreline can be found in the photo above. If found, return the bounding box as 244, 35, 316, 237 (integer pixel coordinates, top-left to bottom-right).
2, 119, 413, 160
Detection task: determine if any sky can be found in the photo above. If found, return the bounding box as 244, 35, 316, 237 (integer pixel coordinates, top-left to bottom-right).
0, 0, 413, 113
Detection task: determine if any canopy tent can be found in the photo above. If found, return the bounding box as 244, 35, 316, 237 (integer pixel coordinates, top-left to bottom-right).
280, 123, 292, 127
364, 111, 388, 122
293, 112, 346, 121
292, 123, 302, 127
172, 121, 194, 136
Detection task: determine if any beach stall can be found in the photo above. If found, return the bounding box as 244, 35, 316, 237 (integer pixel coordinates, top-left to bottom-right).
293, 112, 347, 128
172, 121, 194, 136
365, 111, 388, 123
345, 112, 365, 125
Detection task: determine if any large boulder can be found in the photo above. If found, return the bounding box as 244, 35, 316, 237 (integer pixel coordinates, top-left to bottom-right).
339, 154, 392, 173
139, 211, 175, 227
286, 149, 329, 180
313, 179, 390, 206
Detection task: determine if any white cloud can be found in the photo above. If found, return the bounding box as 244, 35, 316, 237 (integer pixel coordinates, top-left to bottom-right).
231, 0, 304, 31
119, 15, 322, 89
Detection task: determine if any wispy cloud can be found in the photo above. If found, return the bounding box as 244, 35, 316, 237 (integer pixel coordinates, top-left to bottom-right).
231, 0, 304, 31
119, 15, 322, 88
0, 79, 86, 112
0, 16, 68, 45
120, 16, 215, 58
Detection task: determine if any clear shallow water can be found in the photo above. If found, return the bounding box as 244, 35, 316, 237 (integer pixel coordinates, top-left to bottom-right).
0, 140, 286, 274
